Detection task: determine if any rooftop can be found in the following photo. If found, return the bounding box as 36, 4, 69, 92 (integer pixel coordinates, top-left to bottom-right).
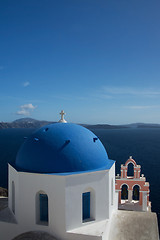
69, 210, 159, 240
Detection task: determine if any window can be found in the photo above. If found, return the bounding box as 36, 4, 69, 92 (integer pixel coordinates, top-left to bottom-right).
39, 194, 48, 222
82, 192, 90, 221
82, 188, 95, 223
36, 191, 48, 225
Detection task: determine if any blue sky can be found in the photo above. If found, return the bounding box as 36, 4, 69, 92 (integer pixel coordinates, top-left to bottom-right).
0, 0, 160, 124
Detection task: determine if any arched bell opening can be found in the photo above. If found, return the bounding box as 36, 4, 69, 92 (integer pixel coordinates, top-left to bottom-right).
121, 184, 128, 200
127, 163, 134, 177
132, 185, 140, 201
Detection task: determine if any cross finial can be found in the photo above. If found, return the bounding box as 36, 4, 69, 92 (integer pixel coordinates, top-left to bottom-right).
58, 110, 67, 123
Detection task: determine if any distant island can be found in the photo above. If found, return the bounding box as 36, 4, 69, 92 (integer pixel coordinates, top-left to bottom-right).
0, 118, 53, 129
0, 118, 160, 129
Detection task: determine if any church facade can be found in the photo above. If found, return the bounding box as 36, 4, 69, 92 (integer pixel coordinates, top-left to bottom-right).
0, 113, 159, 240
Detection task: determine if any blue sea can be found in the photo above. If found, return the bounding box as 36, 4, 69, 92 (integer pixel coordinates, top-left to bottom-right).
0, 127, 160, 231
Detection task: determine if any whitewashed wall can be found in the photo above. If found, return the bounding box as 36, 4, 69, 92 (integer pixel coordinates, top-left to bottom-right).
4, 163, 117, 240
108, 163, 117, 218
65, 164, 117, 231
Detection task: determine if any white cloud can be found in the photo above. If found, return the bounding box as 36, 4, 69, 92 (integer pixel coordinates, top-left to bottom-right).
124, 105, 159, 109
16, 109, 30, 116
103, 86, 160, 96
21, 103, 36, 110
16, 103, 37, 116
23, 81, 30, 87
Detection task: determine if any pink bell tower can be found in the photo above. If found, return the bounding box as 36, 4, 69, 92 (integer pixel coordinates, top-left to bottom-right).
116, 157, 151, 212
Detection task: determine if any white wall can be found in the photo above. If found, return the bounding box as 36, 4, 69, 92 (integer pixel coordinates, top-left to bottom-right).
8, 165, 19, 220
8, 165, 67, 239
65, 167, 117, 231
108, 163, 117, 218
142, 192, 148, 211
6, 164, 117, 240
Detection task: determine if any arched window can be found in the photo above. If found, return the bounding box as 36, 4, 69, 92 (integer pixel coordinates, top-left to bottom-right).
121, 184, 128, 200
82, 188, 95, 222
127, 163, 134, 176
132, 185, 140, 201
82, 192, 90, 221
36, 191, 48, 225
12, 181, 15, 214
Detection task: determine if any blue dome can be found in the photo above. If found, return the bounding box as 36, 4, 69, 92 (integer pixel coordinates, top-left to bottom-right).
15, 123, 113, 174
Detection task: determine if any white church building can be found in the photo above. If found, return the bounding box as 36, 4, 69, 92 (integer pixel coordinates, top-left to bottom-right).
0, 112, 159, 240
